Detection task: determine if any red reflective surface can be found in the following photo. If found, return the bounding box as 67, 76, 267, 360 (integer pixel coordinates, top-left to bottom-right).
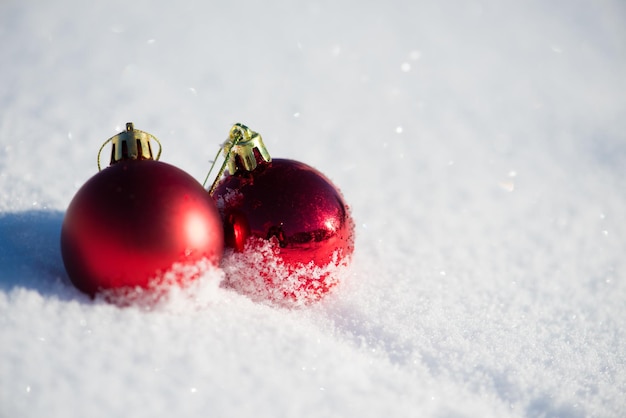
61, 159, 223, 295
213, 158, 354, 300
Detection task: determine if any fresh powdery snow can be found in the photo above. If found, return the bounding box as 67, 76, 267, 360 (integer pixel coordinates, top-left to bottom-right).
1, 0, 625, 417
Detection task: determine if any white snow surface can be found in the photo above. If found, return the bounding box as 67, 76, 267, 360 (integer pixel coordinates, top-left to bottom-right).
1, 0, 625, 417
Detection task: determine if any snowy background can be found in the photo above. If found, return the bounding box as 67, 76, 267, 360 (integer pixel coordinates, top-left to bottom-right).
1, 0, 625, 416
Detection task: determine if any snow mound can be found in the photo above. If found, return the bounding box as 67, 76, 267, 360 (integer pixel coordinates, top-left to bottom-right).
96, 259, 225, 312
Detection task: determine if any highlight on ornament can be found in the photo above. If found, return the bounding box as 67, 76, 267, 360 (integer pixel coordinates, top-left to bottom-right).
60, 122, 224, 299
204, 123, 355, 306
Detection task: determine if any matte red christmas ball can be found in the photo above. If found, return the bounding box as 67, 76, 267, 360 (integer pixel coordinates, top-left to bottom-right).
61, 123, 223, 297
208, 123, 354, 305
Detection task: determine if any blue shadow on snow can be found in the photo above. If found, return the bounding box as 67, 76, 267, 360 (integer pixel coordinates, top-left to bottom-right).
0, 210, 73, 296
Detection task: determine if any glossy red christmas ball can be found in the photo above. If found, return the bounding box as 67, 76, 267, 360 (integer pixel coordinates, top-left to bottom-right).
61, 124, 223, 296
210, 124, 354, 305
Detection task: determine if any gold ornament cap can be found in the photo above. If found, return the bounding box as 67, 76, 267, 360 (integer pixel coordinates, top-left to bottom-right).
225, 123, 271, 173
97, 122, 162, 170
204, 123, 272, 195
